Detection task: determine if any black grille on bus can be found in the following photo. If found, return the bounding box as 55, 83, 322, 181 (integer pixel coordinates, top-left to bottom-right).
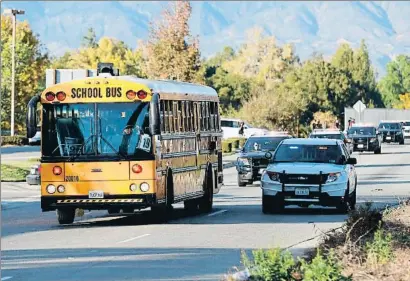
280, 174, 328, 184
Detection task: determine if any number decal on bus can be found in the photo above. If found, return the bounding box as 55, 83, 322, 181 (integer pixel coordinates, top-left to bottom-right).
65, 176, 79, 182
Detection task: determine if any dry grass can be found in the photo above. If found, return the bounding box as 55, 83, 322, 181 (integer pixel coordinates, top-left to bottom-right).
316, 202, 410, 281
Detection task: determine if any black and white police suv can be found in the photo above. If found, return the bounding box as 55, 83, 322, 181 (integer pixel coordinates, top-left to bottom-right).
260, 138, 358, 214
236, 132, 291, 187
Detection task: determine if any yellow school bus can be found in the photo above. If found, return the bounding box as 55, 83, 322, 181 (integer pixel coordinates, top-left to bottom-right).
27, 63, 223, 224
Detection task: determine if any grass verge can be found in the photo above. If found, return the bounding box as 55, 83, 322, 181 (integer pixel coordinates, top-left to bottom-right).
1, 165, 30, 182
1, 159, 40, 182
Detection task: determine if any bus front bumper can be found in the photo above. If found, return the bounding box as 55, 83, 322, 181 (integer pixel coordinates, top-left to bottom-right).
41, 194, 156, 211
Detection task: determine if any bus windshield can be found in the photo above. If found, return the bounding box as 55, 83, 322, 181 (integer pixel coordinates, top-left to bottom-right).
42, 102, 152, 159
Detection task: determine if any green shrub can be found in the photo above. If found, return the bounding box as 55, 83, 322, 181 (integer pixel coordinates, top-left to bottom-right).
300, 250, 352, 281
222, 141, 232, 153
241, 248, 296, 281
366, 223, 394, 265
1, 135, 28, 146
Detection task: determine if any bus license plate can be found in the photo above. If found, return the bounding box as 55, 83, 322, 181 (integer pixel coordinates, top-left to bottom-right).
386, 136, 391, 140
358, 144, 364, 148
89, 191, 104, 199
295, 188, 309, 196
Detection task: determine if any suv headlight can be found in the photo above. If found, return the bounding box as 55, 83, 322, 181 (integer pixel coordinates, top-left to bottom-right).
237, 157, 250, 166
266, 171, 280, 182
326, 172, 341, 183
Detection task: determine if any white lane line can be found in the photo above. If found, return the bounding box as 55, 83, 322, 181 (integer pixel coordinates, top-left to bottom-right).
117, 234, 150, 244
207, 209, 227, 217
2, 277, 13, 281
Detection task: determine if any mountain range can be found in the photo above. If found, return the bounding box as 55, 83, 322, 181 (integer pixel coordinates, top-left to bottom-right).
2, 1, 410, 77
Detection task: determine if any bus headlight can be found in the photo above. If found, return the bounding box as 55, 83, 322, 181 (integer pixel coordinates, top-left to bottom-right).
57, 185, 65, 193
130, 184, 137, 191
46, 184, 56, 194
140, 182, 150, 192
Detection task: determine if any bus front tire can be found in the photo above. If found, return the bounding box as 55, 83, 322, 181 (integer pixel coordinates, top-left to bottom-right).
184, 199, 199, 213
56, 208, 75, 225
199, 166, 214, 213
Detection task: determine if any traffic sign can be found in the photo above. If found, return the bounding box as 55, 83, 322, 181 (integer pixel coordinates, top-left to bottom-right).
353, 100, 366, 113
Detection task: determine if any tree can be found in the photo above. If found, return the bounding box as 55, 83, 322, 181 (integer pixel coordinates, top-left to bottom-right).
1, 16, 49, 132
394, 93, 410, 109
52, 37, 146, 77
142, 1, 200, 82
332, 41, 383, 108
223, 26, 299, 85
351, 40, 380, 105
82, 27, 98, 48
331, 43, 354, 74
378, 55, 410, 107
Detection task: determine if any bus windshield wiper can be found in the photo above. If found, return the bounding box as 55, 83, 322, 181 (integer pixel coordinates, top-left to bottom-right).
68, 134, 96, 161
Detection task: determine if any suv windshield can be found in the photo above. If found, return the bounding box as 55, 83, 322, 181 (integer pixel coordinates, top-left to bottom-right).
310, 133, 342, 140
243, 137, 288, 152
273, 144, 343, 164
348, 127, 376, 135
403, 122, 410, 126
379, 123, 400, 130
42, 102, 152, 159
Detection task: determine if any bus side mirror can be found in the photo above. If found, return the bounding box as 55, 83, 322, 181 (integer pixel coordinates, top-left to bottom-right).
27, 95, 40, 139
149, 93, 161, 135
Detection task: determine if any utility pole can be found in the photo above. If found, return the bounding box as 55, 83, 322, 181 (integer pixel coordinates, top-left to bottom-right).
4, 9, 25, 136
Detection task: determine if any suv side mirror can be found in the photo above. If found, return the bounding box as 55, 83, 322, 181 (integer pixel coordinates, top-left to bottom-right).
264, 152, 273, 159
346, 157, 357, 165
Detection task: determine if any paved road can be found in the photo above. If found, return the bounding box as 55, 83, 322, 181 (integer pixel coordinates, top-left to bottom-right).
2, 143, 410, 281
1, 145, 41, 163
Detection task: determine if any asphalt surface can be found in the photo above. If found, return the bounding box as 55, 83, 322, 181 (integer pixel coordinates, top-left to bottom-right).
2, 142, 410, 281
1, 145, 41, 163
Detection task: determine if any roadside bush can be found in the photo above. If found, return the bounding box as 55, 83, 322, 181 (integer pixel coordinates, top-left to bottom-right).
1, 135, 28, 146
236, 248, 351, 281
365, 224, 394, 265
300, 250, 352, 281
241, 248, 296, 281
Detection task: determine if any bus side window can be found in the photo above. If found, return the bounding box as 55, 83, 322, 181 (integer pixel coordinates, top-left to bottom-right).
180, 101, 185, 132
160, 100, 166, 133
201, 102, 205, 131
210, 102, 215, 131
173, 101, 179, 133
167, 100, 173, 133
193, 102, 198, 132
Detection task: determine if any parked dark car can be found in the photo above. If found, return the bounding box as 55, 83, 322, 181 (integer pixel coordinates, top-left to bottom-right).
378, 121, 405, 144
236, 133, 291, 186
347, 125, 382, 154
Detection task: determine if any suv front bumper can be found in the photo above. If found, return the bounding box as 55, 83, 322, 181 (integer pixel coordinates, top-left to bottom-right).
237, 165, 267, 182
261, 181, 348, 206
